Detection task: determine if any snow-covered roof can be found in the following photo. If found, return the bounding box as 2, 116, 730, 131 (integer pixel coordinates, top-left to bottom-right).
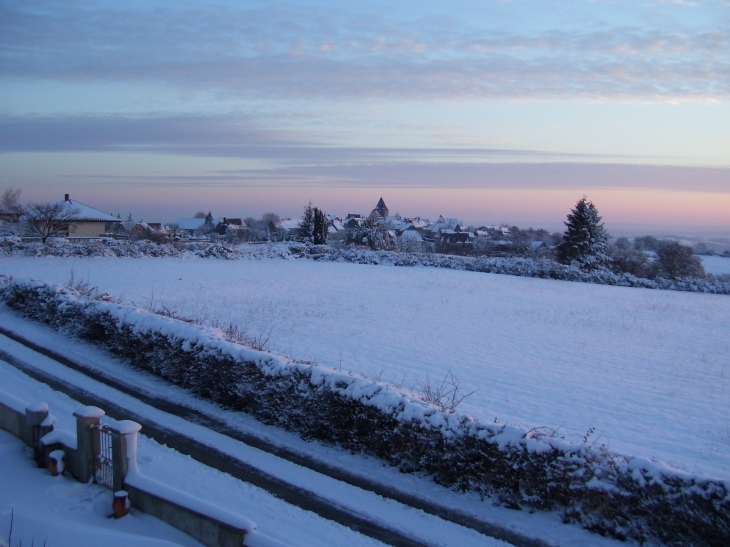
53, 197, 120, 223
277, 218, 301, 231
429, 216, 462, 233
399, 229, 423, 242
133, 222, 166, 233
408, 218, 431, 228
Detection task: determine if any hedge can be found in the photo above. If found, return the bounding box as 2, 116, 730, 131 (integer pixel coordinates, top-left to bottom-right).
1, 278, 728, 546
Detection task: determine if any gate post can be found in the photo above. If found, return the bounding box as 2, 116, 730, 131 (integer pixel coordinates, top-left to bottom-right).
25, 402, 49, 467
110, 420, 141, 491
73, 406, 105, 483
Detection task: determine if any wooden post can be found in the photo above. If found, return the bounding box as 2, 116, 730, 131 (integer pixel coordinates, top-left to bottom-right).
73, 406, 105, 483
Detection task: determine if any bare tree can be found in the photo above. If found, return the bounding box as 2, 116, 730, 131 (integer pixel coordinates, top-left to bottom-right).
23, 202, 81, 243
1, 187, 24, 214
0, 187, 24, 235
261, 212, 280, 226
652, 240, 705, 279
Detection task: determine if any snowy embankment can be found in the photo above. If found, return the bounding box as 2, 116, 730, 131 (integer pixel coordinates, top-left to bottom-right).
2, 237, 730, 294
1, 277, 728, 546
317, 247, 730, 294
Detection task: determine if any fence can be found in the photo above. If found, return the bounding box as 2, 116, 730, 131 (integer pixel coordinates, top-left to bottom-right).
94, 423, 114, 489
0, 394, 259, 547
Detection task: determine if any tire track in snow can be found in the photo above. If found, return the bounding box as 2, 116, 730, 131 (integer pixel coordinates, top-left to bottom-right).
0, 325, 545, 547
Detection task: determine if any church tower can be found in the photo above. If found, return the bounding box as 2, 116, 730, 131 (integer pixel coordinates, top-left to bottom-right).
369, 197, 389, 221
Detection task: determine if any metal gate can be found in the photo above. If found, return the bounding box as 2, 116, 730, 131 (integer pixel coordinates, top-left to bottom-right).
93, 424, 114, 489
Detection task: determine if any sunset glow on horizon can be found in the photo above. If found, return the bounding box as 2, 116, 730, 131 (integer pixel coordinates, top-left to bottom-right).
1, 1, 728, 235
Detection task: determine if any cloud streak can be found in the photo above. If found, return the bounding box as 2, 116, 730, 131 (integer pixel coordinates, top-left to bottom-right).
1, 1, 727, 102
3, 113, 728, 195
0, 113, 605, 162
59, 160, 730, 195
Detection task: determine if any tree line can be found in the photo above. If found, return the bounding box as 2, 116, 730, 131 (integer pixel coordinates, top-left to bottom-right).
0, 187, 717, 281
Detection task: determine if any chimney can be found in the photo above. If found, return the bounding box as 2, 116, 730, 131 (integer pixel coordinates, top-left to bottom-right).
64, 194, 70, 201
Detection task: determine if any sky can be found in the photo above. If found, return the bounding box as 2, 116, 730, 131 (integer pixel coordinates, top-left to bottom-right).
1, 0, 729, 235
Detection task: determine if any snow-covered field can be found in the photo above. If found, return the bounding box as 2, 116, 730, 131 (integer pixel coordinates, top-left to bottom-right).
1, 255, 728, 481
701, 254, 730, 275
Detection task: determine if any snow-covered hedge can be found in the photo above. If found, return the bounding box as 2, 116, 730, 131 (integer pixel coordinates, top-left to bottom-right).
316, 247, 730, 295
2, 279, 728, 546
0, 237, 250, 260
4, 237, 729, 294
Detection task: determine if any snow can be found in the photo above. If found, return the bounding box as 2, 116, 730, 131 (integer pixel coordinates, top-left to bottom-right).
34, 198, 120, 223
123, 471, 257, 533
1, 255, 726, 480
701, 254, 730, 275
117, 419, 142, 435
75, 405, 106, 418
0, 428, 204, 547
41, 427, 77, 450
26, 401, 49, 413
0, 316, 627, 547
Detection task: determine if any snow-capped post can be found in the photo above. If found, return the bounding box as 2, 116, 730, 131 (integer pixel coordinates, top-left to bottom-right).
48, 449, 66, 476
109, 420, 142, 492
39, 412, 58, 469
73, 406, 105, 484
25, 402, 49, 467
112, 490, 131, 518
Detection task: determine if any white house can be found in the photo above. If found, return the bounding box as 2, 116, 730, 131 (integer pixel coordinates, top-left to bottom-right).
53, 194, 120, 238
398, 227, 424, 253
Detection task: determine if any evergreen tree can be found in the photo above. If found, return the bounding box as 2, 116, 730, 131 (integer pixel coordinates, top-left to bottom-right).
312, 207, 328, 245
299, 201, 315, 241
559, 196, 610, 269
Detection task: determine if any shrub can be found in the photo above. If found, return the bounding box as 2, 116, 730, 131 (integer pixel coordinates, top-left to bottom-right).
607, 246, 649, 277
1, 278, 728, 546
652, 240, 705, 280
